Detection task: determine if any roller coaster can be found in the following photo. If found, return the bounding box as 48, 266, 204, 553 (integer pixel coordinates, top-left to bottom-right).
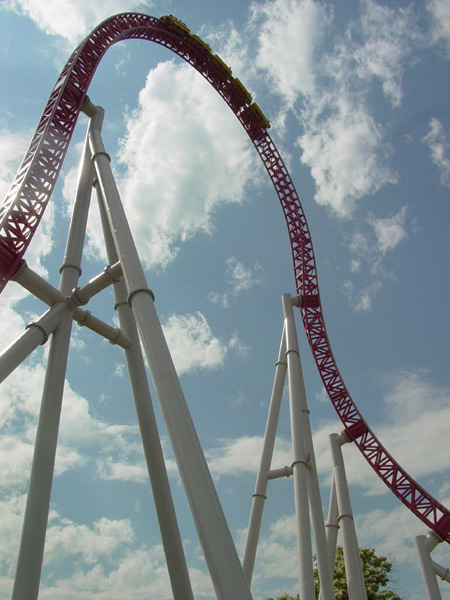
0, 12, 448, 600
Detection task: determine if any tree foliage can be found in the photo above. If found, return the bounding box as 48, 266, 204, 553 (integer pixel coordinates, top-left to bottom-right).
266, 546, 404, 600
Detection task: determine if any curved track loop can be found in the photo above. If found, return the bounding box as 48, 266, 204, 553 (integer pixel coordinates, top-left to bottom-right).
1, 13, 449, 543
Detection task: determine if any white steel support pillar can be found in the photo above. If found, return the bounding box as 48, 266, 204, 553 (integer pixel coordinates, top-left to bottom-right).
95, 184, 194, 600
88, 106, 253, 600
282, 294, 335, 600
11, 313, 73, 600
416, 531, 444, 600
11, 110, 96, 600
283, 293, 314, 599
329, 433, 367, 600
243, 329, 287, 584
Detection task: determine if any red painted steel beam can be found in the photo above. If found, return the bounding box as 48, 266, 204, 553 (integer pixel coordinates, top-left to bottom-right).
0, 12, 448, 543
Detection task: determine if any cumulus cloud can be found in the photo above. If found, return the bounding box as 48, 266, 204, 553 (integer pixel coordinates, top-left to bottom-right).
45, 515, 135, 565
206, 435, 292, 478
4, 0, 153, 45
369, 206, 408, 254
225, 257, 266, 295
0, 129, 31, 201
162, 311, 245, 375
209, 257, 266, 308
252, 0, 422, 216
299, 103, 396, 215
114, 61, 257, 271
0, 362, 144, 492
422, 118, 450, 187
427, 0, 450, 57
341, 206, 409, 311
355, 0, 420, 107
0, 497, 214, 600
251, 0, 331, 103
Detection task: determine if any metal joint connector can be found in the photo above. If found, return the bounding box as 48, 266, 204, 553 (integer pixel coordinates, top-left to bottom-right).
69, 287, 89, 307
25, 322, 49, 345
252, 493, 267, 500
337, 512, 354, 522
91, 150, 111, 163
337, 430, 351, 445
77, 310, 91, 327
109, 329, 123, 346
59, 263, 82, 276
103, 264, 121, 284
114, 300, 129, 311
128, 288, 155, 305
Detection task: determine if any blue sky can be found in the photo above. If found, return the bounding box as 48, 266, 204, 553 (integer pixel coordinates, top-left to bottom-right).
0, 0, 449, 598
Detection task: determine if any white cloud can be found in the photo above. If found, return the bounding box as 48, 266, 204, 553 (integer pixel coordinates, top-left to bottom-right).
115, 61, 257, 271
4, 0, 153, 45
428, 0, 450, 57
208, 258, 266, 308
422, 118, 450, 187
206, 435, 292, 478
369, 206, 408, 254
44, 515, 135, 566
0, 362, 144, 491
251, 0, 331, 103
162, 311, 239, 375
251, 0, 421, 216
225, 257, 266, 296
96, 456, 147, 484
342, 206, 409, 310
356, 0, 420, 107
0, 129, 31, 201
299, 103, 396, 216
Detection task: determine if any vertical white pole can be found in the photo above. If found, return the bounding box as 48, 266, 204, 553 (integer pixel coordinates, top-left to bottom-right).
11, 113, 95, 600
243, 328, 287, 584
11, 312, 74, 600
282, 293, 315, 599
415, 532, 443, 600
89, 108, 253, 600
95, 184, 194, 600
284, 295, 335, 600
329, 433, 367, 600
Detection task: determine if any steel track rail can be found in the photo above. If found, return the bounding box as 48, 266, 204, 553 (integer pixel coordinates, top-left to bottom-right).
1, 12, 448, 543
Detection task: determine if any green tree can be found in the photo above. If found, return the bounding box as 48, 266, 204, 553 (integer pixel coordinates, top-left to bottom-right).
266, 546, 404, 600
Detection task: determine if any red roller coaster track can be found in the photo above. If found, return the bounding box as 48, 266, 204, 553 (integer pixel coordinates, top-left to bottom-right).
1, 13, 449, 543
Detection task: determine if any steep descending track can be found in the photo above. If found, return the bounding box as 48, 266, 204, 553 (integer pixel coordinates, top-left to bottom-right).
1, 12, 449, 543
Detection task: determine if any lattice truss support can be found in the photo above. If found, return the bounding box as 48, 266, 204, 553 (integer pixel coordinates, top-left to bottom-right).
0, 103, 255, 600
241, 294, 450, 600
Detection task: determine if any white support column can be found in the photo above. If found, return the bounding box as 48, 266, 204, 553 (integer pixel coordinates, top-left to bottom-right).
243, 328, 287, 584
89, 107, 253, 600
282, 293, 315, 600
284, 295, 335, 600
11, 111, 96, 600
95, 183, 194, 600
11, 312, 74, 600
415, 532, 443, 600
329, 433, 367, 600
